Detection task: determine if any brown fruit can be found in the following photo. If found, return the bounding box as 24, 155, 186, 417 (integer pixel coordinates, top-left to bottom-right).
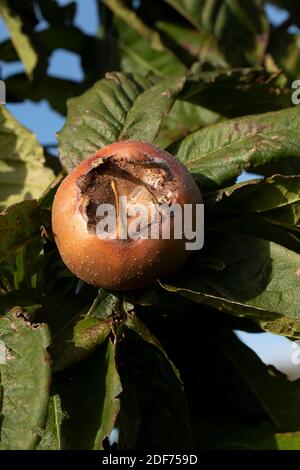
52, 140, 202, 290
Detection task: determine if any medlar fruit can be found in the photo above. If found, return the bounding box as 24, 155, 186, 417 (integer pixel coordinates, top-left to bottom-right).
52, 140, 202, 290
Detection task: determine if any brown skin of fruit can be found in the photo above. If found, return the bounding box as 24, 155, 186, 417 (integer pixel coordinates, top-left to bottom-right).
52, 140, 202, 290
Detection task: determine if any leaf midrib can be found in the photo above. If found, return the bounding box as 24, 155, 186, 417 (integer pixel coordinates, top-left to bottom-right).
184, 125, 300, 167
53, 395, 61, 450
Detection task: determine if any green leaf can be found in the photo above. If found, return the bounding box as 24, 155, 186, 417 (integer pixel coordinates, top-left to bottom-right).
0, 26, 112, 112
169, 106, 300, 190
103, 0, 164, 48
255, 156, 300, 178
38, 172, 64, 209
58, 72, 184, 172
0, 37, 18, 62
37, 292, 87, 326
207, 328, 300, 450
139, 307, 272, 448
0, 308, 51, 449
162, 0, 216, 36
87, 289, 124, 321
150, 314, 300, 448
103, 0, 186, 76
157, 69, 291, 149
161, 0, 221, 61
120, 76, 185, 141
117, 313, 193, 449
208, 175, 300, 230
181, 68, 291, 117
51, 313, 111, 372
210, 216, 300, 254
92, 339, 122, 449
0, 106, 54, 208
163, 0, 269, 66
47, 339, 121, 450
0, 0, 38, 77
205, 176, 300, 253
37, 394, 64, 450
275, 432, 300, 450
161, 233, 300, 338
157, 21, 227, 67
5, 74, 84, 116
217, 329, 300, 431
115, 18, 186, 77
103, 0, 170, 50
0, 200, 49, 263
211, 330, 300, 448
126, 313, 177, 366
0, 26, 86, 63
270, 32, 300, 81
208, 175, 299, 209
155, 100, 220, 149
59, 72, 150, 171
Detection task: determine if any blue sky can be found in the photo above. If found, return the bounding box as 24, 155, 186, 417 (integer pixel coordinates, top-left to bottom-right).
0, 0, 99, 146
1, 1, 299, 376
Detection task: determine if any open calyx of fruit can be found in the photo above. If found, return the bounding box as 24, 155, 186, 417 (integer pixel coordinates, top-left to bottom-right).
52, 140, 202, 290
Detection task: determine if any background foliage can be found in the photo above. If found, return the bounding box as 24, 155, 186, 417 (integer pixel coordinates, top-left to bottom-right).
0, 0, 300, 450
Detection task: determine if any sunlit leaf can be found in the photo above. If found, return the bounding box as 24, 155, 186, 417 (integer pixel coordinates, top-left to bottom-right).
0, 0, 38, 77
0, 106, 54, 208
0, 308, 51, 449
